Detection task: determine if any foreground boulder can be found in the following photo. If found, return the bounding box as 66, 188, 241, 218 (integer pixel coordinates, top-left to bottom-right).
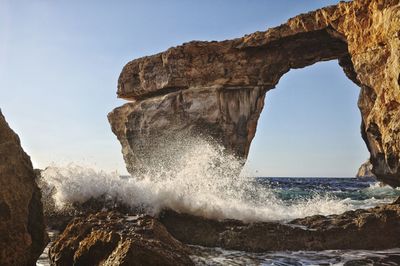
49, 201, 400, 262
160, 201, 400, 251
0, 110, 47, 265
109, 0, 400, 187
49, 211, 194, 266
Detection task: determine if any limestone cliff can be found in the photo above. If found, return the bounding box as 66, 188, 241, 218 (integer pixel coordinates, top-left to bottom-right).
0, 110, 48, 265
356, 160, 376, 178
109, 0, 400, 187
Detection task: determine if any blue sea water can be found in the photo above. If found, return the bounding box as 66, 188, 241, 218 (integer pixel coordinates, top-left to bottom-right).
37, 175, 400, 266
259, 177, 400, 203
191, 177, 400, 266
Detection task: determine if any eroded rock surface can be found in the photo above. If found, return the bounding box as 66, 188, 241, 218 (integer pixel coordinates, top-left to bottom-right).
0, 110, 48, 265
160, 202, 400, 251
109, 0, 400, 186
50, 203, 400, 262
49, 211, 194, 266
356, 160, 376, 178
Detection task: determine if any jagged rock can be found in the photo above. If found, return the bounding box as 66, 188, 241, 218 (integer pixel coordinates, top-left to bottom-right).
159, 202, 400, 251
49, 211, 194, 266
108, 0, 400, 187
0, 110, 48, 265
356, 160, 376, 179
48, 203, 400, 261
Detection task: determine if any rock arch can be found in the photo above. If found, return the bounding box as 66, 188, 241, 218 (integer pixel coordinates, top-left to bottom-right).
109, 0, 400, 187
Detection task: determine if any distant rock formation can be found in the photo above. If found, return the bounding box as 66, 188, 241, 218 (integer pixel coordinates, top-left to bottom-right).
109, 0, 400, 187
356, 160, 376, 179
0, 110, 48, 265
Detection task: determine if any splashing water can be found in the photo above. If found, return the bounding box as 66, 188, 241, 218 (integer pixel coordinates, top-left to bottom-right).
40, 137, 396, 222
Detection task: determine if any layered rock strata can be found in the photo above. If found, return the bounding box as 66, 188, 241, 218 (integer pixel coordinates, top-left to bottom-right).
109, 0, 400, 186
49, 211, 193, 266
50, 202, 400, 262
160, 202, 400, 251
0, 110, 48, 265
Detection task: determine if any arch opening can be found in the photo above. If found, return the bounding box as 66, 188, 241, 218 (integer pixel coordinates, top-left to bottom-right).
243, 60, 369, 178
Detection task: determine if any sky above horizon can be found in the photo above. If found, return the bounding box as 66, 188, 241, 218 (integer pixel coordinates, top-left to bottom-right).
0, 0, 368, 177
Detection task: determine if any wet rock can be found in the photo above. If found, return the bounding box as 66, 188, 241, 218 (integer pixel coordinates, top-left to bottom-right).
45, 214, 74, 233
49, 211, 194, 266
159, 202, 400, 252
44, 195, 139, 232
109, 0, 400, 187
0, 110, 48, 265
70, 194, 133, 215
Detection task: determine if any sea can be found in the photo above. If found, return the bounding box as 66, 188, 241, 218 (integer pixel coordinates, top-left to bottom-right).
189, 177, 400, 266
37, 174, 400, 266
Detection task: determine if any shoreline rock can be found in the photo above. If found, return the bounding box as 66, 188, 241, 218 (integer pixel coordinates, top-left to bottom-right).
49, 211, 194, 266
159, 201, 400, 252
0, 110, 48, 265
49, 198, 400, 264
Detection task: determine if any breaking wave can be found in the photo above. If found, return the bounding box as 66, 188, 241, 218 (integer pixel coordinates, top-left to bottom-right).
40, 137, 393, 222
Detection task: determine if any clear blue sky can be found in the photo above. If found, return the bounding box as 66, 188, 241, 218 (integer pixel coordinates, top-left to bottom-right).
0, 0, 367, 176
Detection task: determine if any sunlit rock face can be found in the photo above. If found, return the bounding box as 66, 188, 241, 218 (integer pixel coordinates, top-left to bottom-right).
109, 0, 400, 187
49, 212, 193, 266
356, 160, 376, 179
0, 110, 48, 265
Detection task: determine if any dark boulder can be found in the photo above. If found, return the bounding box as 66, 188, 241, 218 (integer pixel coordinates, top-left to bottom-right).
0, 110, 48, 265
49, 211, 194, 266
160, 202, 400, 252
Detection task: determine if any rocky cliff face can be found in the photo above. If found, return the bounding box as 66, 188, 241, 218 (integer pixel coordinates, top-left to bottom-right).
0, 110, 48, 265
49, 211, 193, 266
109, 0, 400, 186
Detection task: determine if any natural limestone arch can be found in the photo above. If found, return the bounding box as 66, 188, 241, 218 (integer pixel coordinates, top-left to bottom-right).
109, 0, 400, 187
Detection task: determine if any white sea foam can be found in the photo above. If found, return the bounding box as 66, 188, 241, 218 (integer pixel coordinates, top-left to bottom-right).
364, 182, 400, 197
40, 137, 384, 222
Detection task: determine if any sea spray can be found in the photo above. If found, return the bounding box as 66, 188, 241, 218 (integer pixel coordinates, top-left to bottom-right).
41, 137, 368, 222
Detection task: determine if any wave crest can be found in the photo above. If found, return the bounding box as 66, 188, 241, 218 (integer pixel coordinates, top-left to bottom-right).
41, 138, 359, 222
